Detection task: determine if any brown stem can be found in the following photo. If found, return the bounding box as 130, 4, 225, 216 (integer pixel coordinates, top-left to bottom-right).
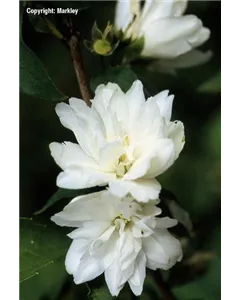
153, 271, 176, 300
68, 35, 92, 106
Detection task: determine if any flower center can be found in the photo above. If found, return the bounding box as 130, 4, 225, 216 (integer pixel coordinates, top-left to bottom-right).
114, 213, 132, 230
115, 135, 133, 178
123, 135, 130, 147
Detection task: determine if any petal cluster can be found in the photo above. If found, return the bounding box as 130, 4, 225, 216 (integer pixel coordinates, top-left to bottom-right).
50, 80, 184, 202
115, 0, 210, 59
51, 191, 182, 296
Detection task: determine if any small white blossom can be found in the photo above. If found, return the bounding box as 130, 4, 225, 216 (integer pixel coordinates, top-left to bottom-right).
51, 191, 182, 296
115, 0, 210, 59
50, 80, 184, 202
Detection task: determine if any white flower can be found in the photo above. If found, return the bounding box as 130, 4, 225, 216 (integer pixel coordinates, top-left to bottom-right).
115, 0, 210, 59
51, 190, 182, 296
50, 80, 184, 202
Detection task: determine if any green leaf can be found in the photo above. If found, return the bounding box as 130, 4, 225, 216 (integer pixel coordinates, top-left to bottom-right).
20, 218, 70, 283
125, 36, 144, 61
91, 287, 113, 300
35, 186, 105, 215
90, 66, 137, 92
197, 71, 221, 93
20, 40, 67, 101
34, 188, 82, 215
17, 2, 68, 101
20, 258, 67, 300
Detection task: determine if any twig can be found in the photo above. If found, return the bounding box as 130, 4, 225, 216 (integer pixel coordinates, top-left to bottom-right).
153, 271, 176, 300
68, 35, 92, 106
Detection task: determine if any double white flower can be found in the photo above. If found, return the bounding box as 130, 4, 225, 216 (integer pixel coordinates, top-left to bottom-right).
51, 191, 182, 296
115, 0, 210, 59
50, 80, 184, 202
50, 79, 185, 296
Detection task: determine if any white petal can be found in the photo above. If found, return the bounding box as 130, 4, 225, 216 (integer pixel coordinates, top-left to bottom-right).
140, 202, 162, 217
123, 154, 151, 180
140, 0, 188, 31
151, 90, 174, 122
92, 85, 125, 140
142, 235, 169, 268
55, 102, 94, 156
68, 97, 106, 154
93, 82, 121, 110
89, 225, 115, 255
56, 168, 112, 189
155, 217, 178, 229
129, 97, 163, 142
142, 16, 207, 59
128, 251, 146, 296
104, 231, 141, 295
146, 15, 202, 43
124, 138, 175, 180
167, 121, 185, 159
126, 80, 146, 125
65, 239, 89, 274
73, 252, 105, 284
104, 258, 125, 297
115, 0, 134, 32
55, 102, 80, 131
119, 231, 141, 270
140, 139, 175, 179
67, 221, 110, 239
68, 97, 103, 131
108, 89, 129, 130
109, 178, 161, 202
91, 230, 119, 269
152, 229, 183, 269
49, 142, 97, 170
51, 191, 116, 226
142, 0, 188, 19
188, 27, 210, 48
99, 141, 125, 172
132, 217, 155, 238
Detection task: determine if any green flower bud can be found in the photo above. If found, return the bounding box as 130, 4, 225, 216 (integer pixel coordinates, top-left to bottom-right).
84, 21, 119, 56
93, 39, 112, 56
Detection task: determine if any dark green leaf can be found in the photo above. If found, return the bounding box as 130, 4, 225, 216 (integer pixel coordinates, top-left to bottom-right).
17, 1, 67, 101
34, 188, 81, 215
20, 218, 70, 283
125, 36, 144, 62
20, 40, 67, 101
20, 258, 67, 300
35, 187, 105, 215
197, 71, 221, 93
91, 66, 137, 92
